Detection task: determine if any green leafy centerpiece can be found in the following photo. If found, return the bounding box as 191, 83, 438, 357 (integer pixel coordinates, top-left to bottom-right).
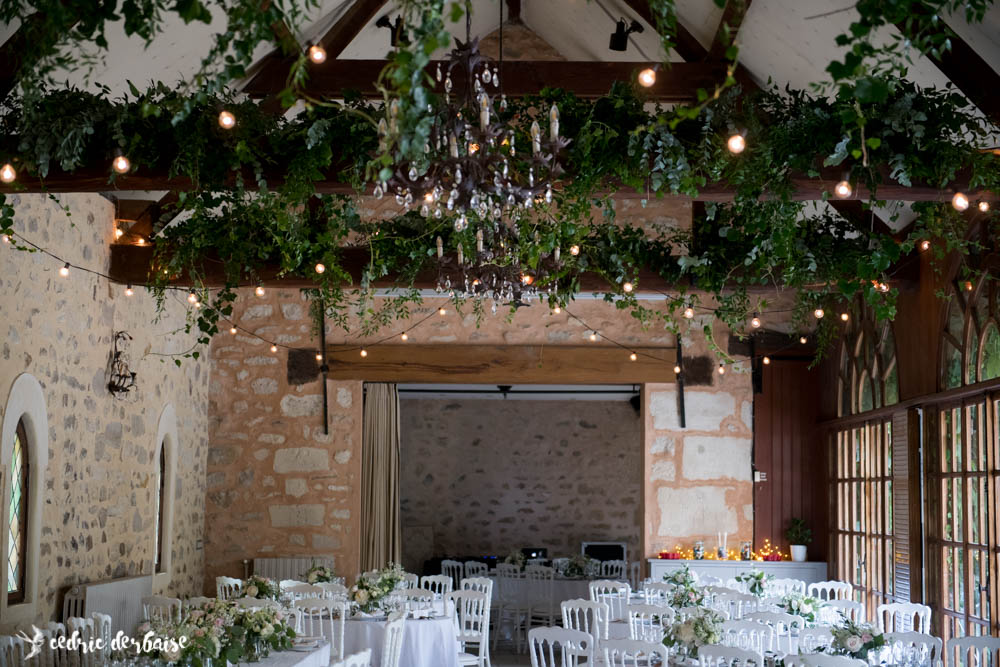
242, 575, 281, 600
734, 569, 773, 597
503, 550, 526, 570
231, 606, 296, 661
303, 562, 337, 584
662, 564, 705, 607
562, 554, 597, 579
830, 619, 887, 660
779, 592, 823, 622
349, 563, 406, 615
662, 608, 725, 657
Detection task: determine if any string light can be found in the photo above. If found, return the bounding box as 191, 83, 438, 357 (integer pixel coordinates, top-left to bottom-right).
360, 348, 368, 357
315, 263, 326, 274
316, 352, 323, 361
137, 237, 146, 246
800, 336, 808, 344
638, 67, 657, 88
569, 244, 581, 256
979, 201, 990, 213
194, 301, 202, 309
623, 281, 634, 293
813, 308, 824, 319
750, 312, 761, 328
255, 285, 265, 297
230, 326, 238, 335
270, 344, 278, 353
834, 179, 852, 198
124, 284, 134, 297
187, 291, 197, 303
952, 192, 970, 211
683, 305, 695, 319
589, 332, 598, 341
438, 307, 446, 316
920, 239, 931, 251
840, 312, 849, 321
1, 234, 9, 243
218, 110, 236, 129
629, 352, 637, 361
763, 356, 771, 365
878, 282, 890, 293
552, 306, 561, 314
0, 163, 15, 183
59, 262, 70, 277
308, 44, 327, 64
727, 133, 746, 154
718, 363, 726, 375
400, 332, 408, 341
112, 154, 131, 174
965, 280, 974, 291
673, 365, 681, 374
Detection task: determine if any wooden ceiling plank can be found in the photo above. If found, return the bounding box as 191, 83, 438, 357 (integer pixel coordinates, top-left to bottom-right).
323, 344, 676, 384
708, 0, 751, 60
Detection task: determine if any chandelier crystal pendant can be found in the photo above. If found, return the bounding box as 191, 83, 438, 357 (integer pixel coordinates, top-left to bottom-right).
379, 37, 568, 230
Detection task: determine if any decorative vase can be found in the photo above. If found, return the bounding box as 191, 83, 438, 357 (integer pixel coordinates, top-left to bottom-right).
790, 544, 807, 562
245, 638, 269, 662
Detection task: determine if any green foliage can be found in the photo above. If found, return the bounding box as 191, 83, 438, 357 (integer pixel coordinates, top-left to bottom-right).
785, 517, 813, 545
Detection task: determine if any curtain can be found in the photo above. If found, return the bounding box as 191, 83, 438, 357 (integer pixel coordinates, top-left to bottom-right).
360, 383, 402, 571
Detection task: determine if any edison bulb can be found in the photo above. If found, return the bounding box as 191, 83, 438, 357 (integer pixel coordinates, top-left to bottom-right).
569, 244, 580, 256
112, 155, 130, 174
952, 192, 970, 211
727, 133, 746, 154
270, 344, 278, 353
438, 307, 446, 316
629, 352, 638, 361
315, 263, 326, 274
115, 228, 124, 239
799, 336, 808, 344
718, 363, 726, 375
187, 292, 197, 303
230, 326, 238, 335
763, 356, 771, 365
589, 332, 598, 341
308, 44, 327, 64
316, 353, 323, 361
623, 282, 634, 293
920, 239, 931, 251
218, 110, 236, 129
553, 306, 561, 314
638, 67, 656, 88
814, 308, 825, 319
360, 349, 368, 358
124, 284, 134, 297
683, 306, 695, 319
840, 312, 849, 321
0, 163, 15, 183
255, 285, 265, 297
401, 332, 408, 341
750, 314, 761, 328
979, 201, 990, 212
834, 180, 852, 198
1, 234, 8, 243
59, 263, 70, 277
673, 365, 681, 374
137, 237, 146, 246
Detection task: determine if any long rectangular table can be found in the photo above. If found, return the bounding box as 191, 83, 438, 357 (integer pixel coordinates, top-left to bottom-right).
648, 559, 829, 584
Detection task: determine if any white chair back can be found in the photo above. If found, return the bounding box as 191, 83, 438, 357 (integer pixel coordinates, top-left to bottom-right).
382, 611, 407, 667
333, 648, 372, 667
461, 576, 494, 605
886, 631, 943, 662
285, 583, 325, 600
721, 619, 776, 659
441, 559, 464, 588
464, 561, 488, 578
600, 560, 627, 580
757, 596, 784, 612
142, 595, 181, 623
216, 575, 242, 600
184, 596, 213, 609
626, 603, 672, 642
767, 578, 807, 596
799, 626, 834, 652
742, 611, 803, 652
525, 565, 556, 616
294, 598, 348, 661
588, 580, 631, 622
704, 585, 742, 596
66, 617, 96, 667
528, 627, 594, 667
392, 589, 434, 611
714, 591, 758, 619
401, 572, 419, 589
698, 644, 763, 667
700, 574, 724, 586
449, 590, 490, 665
784, 653, 867, 667
946, 636, 1000, 667
808, 580, 852, 601
91, 612, 112, 662
280, 578, 305, 590
317, 581, 349, 598
39, 622, 66, 667
820, 599, 865, 624
602, 638, 669, 667
876, 602, 931, 633
642, 582, 673, 606
421, 574, 454, 596
235, 597, 280, 609
561, 599, 610, 642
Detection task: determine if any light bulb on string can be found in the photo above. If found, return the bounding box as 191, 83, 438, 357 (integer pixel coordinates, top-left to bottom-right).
438, 307, 447, 316
401, 332, 408, 341
59, 263, 70, 277
965, 280, 974, 291
308, 44, 327, 64
799, 336, 808, 345
718, 363, 726, 375
840, 312, 850, 322
834, 179, 852, 198
553, 305, 561, 314
0, 163, 15, 183
360, 348, 368, 358
316, 353, 323, 361
623, 282, 634, 293
727, 133, 746, 154
569, 244, 581, 256
952, 192, 970, 211
813, 308, 824, 319
878, 282, 890, 293
230, 326, 238, 335
124, 284, 134, 297
115, 228, 124, 239
255, 285, 265, 297
315, 263, 326, 274
194, 301, 202, 309
978, 201, 990, 212
673, 365, 681, 374
589, 332, 598, 342
112, 154, 130, 174
638, 67, 657, 88
270, 344, 278, 353
1, 233, 9, 244
920, 239, 931, 251
763, 356, 771, 365
683, 305, 695, 319
187, 292, 198, 304
629, 352, 638, 361
750, 312, 761, 328
137, 237, 146, 246
218, 110, 236, 129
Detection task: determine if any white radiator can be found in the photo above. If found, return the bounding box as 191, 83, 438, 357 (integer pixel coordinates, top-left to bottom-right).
252, 556, 335, 581
62, 575, 152, 636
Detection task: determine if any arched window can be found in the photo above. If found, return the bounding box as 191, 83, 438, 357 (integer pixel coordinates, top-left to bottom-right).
154, 444, 166, 573
153, 405, 177, 585
837, 303, 899, 417
6, 420, 28, 603
940, 278, 1000, 389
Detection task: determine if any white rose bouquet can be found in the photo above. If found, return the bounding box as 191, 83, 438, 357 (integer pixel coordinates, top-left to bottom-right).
779, 592, 822, 622
830, 619, 886, 659
562, 554, 597, 578
662, 608, 724, 657
233, 605, 296, 660
242, 574, 281, 600
734, 569, 773, 597
350, 563, 406, 614
663, 564, 698, 588
303, 562, 336, 584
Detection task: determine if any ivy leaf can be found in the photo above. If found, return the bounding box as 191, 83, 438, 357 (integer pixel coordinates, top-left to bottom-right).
853, 76, 890, 104
172, 0, 211, 23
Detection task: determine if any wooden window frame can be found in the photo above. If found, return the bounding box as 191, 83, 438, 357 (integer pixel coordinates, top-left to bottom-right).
7, 419, 29, 604
154, 443, 166, 574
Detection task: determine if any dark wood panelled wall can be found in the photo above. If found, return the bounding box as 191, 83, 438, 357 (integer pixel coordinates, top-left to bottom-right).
752, 359, 828, 561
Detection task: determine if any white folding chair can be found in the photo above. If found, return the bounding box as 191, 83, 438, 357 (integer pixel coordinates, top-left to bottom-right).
698, 644, 763, 667
142, 595, 181, 623
784, 653, 866, 667
216, 575, 242, 600
294, 598, 348, 662
333, 649, 372, 667
449, 590, 491, 667
285, 582, 325, 600
626, 603, 671, 643
462, 576, 495, 603
421, 574, 454, 597
602, 638, 669, 667
820, 599, 865, 625
589, 580, 631, 622
382, 611, 407, 667
808, 580, 852, 601
493, 563, 527, 653
721, 619, 776, 660
442, 559, 464, 589
946, 636, 1000, 667
401, 572, 420, 589
713, 592, 758, 620
526, 565, 558, 628
528, 627, 594, 667
886, 631, 944, 663
876, 602, 931, 633
767, 578, 806, 597
799, 626, 834, 652
742, 611, 803, 654
465, 561, 488, 578
600, 560, 627, 580
562, 599, 610, 643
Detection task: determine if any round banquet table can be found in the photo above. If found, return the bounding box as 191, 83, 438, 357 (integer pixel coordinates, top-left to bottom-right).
342, 615, 461, 667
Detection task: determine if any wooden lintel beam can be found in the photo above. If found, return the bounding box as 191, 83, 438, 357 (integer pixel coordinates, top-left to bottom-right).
323, 344, 677, 383
708, 0, 751, 60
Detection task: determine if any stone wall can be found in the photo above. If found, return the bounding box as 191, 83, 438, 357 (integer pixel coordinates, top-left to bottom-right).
398, 398, 642, 571
0, 194, 210, 626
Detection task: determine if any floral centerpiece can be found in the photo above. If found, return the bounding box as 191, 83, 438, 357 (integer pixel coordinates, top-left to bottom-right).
662, 564, 704, 608
562, 554, 597, 578
136, 617, 221, 665
303, 562, 336, 584
503, 550, 526, 570
350, 563, 406, 614
242, 574, 281, 600
662, 608, 724, 657
830, 619, 887, 660
734, 570, 773, 597
230, 606, 296, 661
779, 592, 823, 622
663, 564, 697, 588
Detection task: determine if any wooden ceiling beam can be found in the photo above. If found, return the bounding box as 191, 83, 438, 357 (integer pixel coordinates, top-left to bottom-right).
828, 199, 898, 240
708, 0, 751, 60
242, 59, 728, 101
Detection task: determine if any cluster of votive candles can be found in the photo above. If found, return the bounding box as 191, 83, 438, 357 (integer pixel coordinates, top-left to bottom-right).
658, 538, 788, 561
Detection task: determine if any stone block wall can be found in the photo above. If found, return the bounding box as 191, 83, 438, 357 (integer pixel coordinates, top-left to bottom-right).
399, 398, 642, 571
0, 194, 210, 625
205, 292, 362, 591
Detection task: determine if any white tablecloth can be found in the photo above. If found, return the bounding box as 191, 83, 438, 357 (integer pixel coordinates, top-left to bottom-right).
500, 577, 593, 607
343, 615, 460, 667
243, 642, 331, 667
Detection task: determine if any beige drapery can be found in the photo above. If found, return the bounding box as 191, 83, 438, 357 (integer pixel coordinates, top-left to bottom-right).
360, 382, 402, 570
